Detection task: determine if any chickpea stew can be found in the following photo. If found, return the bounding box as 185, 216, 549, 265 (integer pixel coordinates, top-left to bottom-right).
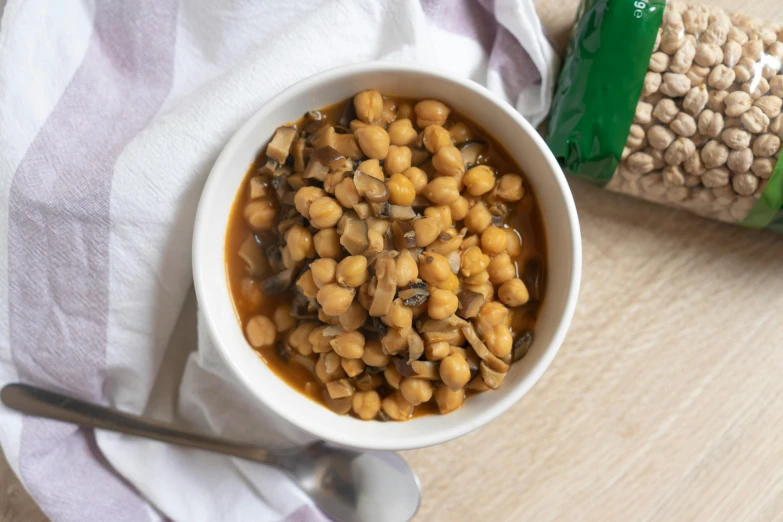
226, 91, 546, 421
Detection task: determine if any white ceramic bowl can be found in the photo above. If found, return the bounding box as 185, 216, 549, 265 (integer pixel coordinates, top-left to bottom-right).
193, 62, 581, 451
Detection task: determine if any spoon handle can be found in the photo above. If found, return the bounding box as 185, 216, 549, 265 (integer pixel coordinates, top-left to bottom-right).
1, 383, 270, 463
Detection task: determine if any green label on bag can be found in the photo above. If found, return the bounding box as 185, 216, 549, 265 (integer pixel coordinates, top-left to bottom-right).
546, 0, 665, 186
741, 158, 783, 231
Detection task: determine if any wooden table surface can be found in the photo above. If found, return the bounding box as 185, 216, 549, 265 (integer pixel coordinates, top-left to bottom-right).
3, 1, 783, 520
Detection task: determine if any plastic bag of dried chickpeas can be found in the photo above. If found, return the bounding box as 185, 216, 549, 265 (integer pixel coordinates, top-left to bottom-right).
547, 0, 783, 233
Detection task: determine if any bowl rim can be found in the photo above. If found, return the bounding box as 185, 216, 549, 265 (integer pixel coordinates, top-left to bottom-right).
193, 61, 582, 449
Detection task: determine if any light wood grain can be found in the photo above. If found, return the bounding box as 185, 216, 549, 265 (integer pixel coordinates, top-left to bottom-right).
3, 1, 783, 521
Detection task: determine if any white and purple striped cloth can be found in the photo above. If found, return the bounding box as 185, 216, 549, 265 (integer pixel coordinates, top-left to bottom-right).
0, 1, 557, 520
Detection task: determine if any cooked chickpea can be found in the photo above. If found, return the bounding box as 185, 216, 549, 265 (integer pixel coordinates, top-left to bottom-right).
414, 216, 442, 247
382, 327, 408, 355
464, 202, 492, 234
486, 325, 513, 358
432, 146, 465, 177
384, 364, 404, 388
296, 270, 318, 298
330, 331, 365, 359
464, 165, 496, 196
313, 228, 342, 259
401, 167, 428, 194
245, 316, 276, 348
497, 174, 525, 201
384, 145, 412, 175
355, 126, 390, 160
506, 229, 522, 257
488, 252, 516, 285
244, 199, 277, 230
315, 352, 346, 383
421, 342, 447, 362
427, 228, 463, 255
400, 377, 433, 406
352, 390, 381, 420
240, 277, 262, 308
383, 298, 413, 332
354, 89, 383, 123
480, 226, 508, 255
334, 178, 360, 208
308, 197, 343, 229
422, 176, 460, 204
272, 304, 296, 333
387, 173, 416, 205
423, 205, 452, 231
357, 158, 384, 181
439, 353, 471, 390
449, 196, 470, 221
461, 246, 490, 277
336, 255, 368, 287
415, 99, 451, 128
466, 282, 493, 302
288, 322, 317, 355
478, 301, 509, 331
418, 252, 451, 283
285, 225, 315, 262
464, 270, 489, 285
435, 386, 465, 414
381, 392, 413, 420
436, 273, 460, 293
309, 325, 335, 353
498, 278, 529, 307
362, 339, 390, 367
387, 118, 418, 146
316, 283, 355, 316
310, 258, 337, 289
294, 186, 327, 219
428, 288, 459, 320
395, 250, 419, 287
423, 125, 453, 153
448, 121, 473, 144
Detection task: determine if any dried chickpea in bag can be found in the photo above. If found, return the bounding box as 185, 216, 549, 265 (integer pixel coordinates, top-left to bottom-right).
547, 0, 783, 233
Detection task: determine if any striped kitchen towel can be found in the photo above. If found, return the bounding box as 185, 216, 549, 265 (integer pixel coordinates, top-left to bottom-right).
0, 0, 557, 520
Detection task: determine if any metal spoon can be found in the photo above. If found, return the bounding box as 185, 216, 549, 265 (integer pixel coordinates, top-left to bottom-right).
1, 383, 420, 522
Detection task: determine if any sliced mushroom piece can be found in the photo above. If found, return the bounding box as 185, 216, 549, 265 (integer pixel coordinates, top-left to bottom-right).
447, 251, 461, 274
411, 196, 430, 208
354, 372, 384, 391
313, 125, 336, 149
392, 220, 417, 251
267, 126, 297, 164
326, 378, 354, 399
337, 212, 369, 255
291, 294, 318, 319
261, 268, 295, 295
313, 146, 347, 170
390, 205, 416, 220
291, 353, 317, 374
291, 138, 306, 173
512, 329, 534, 362
398, 283, 429, 307
369, 253, 397, 317
287, 173, 306, 191
332, 133, 363, 160
487, 201, 507, 217
353, 202, 371, 219
354, 171, 390, 203
522, 259, 542, 302
479, 361, 506, 390
272, 165, 293, 179
410, 360, 439, 379
362, 316, 388, 337
410, 147, 430, 167
393, 357, 418, 378
370, 201, 391, 218
407, 329, 425, 363
457, 290, 484, 319
238, 236, 268, 277
275, 341, 293, 363
459, 141, 487, 167
303, 157, 329, 181
461, 324, 509, 373
259, 157, 279, 176
336, 100, 357, 128
323, 391, 353, 414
